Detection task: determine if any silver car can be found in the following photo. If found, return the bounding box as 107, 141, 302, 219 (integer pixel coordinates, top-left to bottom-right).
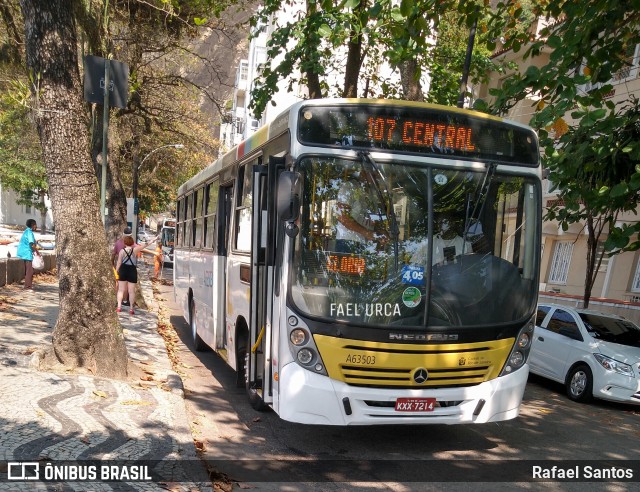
530, 303, 640, 405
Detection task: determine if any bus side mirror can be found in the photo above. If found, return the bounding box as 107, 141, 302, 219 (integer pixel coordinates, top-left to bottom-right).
277, 171, 301, 222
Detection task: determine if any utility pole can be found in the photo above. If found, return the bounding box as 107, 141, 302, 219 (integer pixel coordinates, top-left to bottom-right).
457, 16, 478, 109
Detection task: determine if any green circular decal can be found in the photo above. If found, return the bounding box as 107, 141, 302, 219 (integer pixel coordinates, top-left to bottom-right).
402, 286, 422, 308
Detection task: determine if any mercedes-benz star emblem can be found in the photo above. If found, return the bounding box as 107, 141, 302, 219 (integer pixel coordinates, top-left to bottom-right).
413, 368, 429, 384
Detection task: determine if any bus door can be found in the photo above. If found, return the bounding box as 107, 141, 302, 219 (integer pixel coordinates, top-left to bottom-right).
219, 183, 234, 352
248, 164, 273, 406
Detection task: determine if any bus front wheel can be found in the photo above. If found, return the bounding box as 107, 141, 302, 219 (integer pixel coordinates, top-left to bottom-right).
240, 334, 267, 411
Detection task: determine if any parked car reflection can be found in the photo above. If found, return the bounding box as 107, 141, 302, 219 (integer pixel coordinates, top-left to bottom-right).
530, 303, 640, 405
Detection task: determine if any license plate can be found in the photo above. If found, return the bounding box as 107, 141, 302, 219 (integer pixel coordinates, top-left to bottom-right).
395, 397, 436, 412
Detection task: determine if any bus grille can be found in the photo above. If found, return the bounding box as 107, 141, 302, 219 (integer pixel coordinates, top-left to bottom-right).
314, 334, 514, 389
340, 365, 490, 388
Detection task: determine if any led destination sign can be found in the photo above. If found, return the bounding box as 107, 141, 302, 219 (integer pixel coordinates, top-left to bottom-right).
298, 104, 539, 166
368, 116, 475, 152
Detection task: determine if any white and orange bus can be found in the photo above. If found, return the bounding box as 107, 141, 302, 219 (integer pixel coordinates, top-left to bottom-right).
174, 98, 541, 425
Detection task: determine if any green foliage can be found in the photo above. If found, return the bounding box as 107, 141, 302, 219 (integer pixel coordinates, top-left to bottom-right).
547, 98, 640, 252
482, 0, 640, 297
248, 0, 499, 117
0, 88, 48, 213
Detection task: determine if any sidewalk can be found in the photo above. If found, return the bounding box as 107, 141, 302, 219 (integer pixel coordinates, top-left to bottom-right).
0, 266, 212, 490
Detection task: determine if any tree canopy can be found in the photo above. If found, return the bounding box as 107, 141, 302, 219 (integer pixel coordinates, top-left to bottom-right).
482, 0, 640, 305
248, 0, 496, 117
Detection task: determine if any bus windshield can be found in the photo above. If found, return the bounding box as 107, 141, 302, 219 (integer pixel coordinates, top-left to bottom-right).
291, 156, 539, 328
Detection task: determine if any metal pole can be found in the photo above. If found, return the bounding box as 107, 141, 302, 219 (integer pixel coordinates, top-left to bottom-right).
100, 59, 110, 222
457, 17, 477, 109
132, 157, 139, 241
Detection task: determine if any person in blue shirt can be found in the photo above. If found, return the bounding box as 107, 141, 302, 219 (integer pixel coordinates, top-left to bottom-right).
16, 219, 41, 290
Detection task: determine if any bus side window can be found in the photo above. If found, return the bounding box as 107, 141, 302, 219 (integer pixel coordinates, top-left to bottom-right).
176, 198, 183, 246
194, 187, 204, 249
235, 164, 253, 252
204, 180, 219, 250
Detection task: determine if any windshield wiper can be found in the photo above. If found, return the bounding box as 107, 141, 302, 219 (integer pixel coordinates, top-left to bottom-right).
359, 151, 400, 272
463, 162, 496, 251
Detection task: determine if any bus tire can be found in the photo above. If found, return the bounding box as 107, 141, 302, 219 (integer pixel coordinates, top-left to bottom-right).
189, 297, 207, 352
242, 334, 267, 411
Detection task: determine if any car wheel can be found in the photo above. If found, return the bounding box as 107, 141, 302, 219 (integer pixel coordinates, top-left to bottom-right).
189, 298, 207, 352
565, 364, 593, 403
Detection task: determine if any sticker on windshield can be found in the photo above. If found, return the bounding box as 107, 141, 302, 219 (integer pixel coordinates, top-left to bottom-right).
434, 174, 448, 185
402, 287, 422, 308
401, 265, 425, 285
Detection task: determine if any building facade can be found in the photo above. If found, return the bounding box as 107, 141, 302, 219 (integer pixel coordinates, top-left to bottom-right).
0, 184, 54, 231
476, 17, 640, 317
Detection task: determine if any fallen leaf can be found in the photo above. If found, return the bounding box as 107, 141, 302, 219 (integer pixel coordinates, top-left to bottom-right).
194, 439, 206, 452
252, 417, 261, 422
121, 400, 152, 406
93, 390, 108, 398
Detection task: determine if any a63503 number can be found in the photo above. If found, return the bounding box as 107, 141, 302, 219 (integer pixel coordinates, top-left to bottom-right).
345, 354, 376, 365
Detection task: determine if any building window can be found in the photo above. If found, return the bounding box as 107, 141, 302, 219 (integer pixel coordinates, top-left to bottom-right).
596, 242, 610, 273
549, 241, 574, 284
631, 257, 640, 292
239, 61, 248, 81
613, 43, 639, 82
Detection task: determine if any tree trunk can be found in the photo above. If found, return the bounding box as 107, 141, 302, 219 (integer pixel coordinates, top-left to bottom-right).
342, 1, 366, 98
38, 190, 47, 234
583, 216, 597, 309
399, 59, 423, 101
304, 0, 322, 99
20, 0, 128, 378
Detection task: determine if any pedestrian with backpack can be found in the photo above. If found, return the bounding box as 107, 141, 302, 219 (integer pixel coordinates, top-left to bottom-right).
115, 234, 157, 314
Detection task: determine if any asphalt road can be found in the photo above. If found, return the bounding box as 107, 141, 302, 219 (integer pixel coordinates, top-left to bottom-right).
153, 278, 640, 491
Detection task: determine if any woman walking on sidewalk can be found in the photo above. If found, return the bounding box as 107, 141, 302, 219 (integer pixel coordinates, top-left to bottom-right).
16, 219, 41, 291
115, 234, 157, 314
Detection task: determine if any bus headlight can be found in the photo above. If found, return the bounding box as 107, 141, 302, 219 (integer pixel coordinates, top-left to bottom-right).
290, 329, 307, 346
517, 332, 530, 349
286, 311, 328, 375
500, 315, 535, 376
509, 351, 525, 368
297, 348, 314, 365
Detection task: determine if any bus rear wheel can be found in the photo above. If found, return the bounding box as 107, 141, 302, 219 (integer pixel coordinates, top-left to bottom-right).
189, 298, 207, 352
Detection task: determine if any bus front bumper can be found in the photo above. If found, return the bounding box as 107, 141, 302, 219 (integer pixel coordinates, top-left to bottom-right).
278, 362, 529, 425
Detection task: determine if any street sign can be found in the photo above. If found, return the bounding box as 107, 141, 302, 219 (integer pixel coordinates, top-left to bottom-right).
83, 55, 129, 109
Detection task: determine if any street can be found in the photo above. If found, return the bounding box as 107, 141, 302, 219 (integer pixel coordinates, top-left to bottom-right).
152, 279, 640, 491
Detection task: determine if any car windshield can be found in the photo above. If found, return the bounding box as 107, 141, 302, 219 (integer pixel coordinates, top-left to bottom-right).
579, 313, 640, 347
290, 156, 540, 328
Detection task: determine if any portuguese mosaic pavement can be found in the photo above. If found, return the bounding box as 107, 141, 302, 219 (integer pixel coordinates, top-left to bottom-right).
0, 270, 212, 491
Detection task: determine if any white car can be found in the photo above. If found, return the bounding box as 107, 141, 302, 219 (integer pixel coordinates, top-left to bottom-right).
530, 303, 640, 405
